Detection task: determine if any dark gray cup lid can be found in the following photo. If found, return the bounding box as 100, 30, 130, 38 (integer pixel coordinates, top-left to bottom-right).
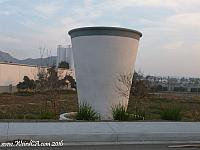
68, 27, 142, 40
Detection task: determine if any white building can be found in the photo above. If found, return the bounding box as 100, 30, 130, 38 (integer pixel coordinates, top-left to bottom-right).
57, 45, 74, 70
57, 45, 67, 66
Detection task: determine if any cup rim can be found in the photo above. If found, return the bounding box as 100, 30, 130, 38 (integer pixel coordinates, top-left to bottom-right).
68, 26, 142, 40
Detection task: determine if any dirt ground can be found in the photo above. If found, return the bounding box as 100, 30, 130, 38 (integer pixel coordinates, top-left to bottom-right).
128, 93, 200, 121
0, 91, 78, 119
0, 91, 200, 121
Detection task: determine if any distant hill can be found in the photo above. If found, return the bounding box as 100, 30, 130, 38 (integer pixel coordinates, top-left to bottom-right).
0, 51, 18, 62
0, 51, 57, 66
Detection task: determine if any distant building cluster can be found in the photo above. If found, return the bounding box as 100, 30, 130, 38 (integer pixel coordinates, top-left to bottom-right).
146, 76, 200, 93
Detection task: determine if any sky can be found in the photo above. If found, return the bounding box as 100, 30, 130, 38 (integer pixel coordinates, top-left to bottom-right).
0, 0, 200, 77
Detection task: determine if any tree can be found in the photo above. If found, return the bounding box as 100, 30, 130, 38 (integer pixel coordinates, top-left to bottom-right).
115, 72, 149, 99
129, 72, 149, 114
35, 68, 48, 90
114, 72, 149, 115
35, 66, 75, 91
35, 66, 75, 116
64, 74, 76, 89
17, 76, 35, 91
130, 72, 149, 98
17, 66, 76, 118
114, 73, 132, 98
58, 61, 70, 69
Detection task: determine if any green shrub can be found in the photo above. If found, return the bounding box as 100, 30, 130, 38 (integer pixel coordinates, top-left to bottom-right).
76, 102, 100, 121
112, 104, 129, 121
25, 114, 40, 120
0, 113, 26, 119
58, 61, 69, 69
112, 104, 145, 121
160, 105, 182, 121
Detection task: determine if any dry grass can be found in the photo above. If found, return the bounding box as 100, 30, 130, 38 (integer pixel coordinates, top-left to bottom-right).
128, 93, 200, 121
1, 92, 200, 121
0, 91, 78, 120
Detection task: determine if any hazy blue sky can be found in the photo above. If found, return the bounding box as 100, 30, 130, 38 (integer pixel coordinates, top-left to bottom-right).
0, 0, 200, 77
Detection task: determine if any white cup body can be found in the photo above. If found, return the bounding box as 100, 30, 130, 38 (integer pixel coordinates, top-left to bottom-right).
69, 27, 142, 119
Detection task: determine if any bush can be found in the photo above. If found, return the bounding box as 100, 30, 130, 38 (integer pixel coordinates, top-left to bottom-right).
58, 61, 69, 69
0, 114, 25, 119
25, 114, 41, 120
160, 105, 182, 121
76, 102, 100, 121
17, 76, 36, 91
112, 104, 129, 121
112, 104, 145, 121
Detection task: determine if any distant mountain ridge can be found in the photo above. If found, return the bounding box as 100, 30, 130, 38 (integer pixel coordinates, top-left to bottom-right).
0, 51, 57, 66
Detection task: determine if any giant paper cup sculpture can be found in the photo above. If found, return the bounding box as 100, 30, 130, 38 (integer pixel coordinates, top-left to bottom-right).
69, 27, 142, 119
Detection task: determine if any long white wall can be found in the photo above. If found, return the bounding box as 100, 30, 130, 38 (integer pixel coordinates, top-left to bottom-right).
0, 63, 39, 86
0, 63, 74, 88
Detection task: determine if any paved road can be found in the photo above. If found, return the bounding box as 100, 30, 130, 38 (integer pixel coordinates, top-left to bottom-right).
0, 144, 200, 150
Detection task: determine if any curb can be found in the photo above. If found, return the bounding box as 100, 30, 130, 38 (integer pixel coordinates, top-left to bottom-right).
0, 122, 200, 145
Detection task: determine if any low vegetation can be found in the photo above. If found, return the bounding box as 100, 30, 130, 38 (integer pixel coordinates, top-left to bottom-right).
160, 104, 182, 121
58, 61, 70, 69
40, 111, 56, 120
0, 90, 78, 120
1, 92, 200, 121
1, 69, 200, 121
112, 104, 129, 121
76, 102, 100, 121
185, 106, 200, 121
112, 103, 145, 121
14, 66, 77, 120
17, 66, 76, 92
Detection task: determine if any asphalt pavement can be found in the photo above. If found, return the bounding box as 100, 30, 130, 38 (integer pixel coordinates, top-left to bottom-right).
2, 122, 200, 144
0, 144, 200, 150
